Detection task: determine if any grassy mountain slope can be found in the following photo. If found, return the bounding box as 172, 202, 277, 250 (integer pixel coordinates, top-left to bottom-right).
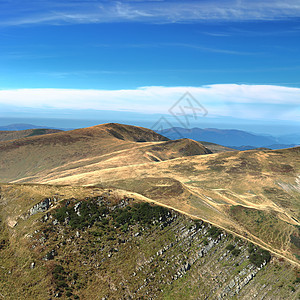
0, 123, 211, 183
0, 184, 299, 299
0, 123, 299, 267
0, 128, 62, 142
38, 143, 300, 265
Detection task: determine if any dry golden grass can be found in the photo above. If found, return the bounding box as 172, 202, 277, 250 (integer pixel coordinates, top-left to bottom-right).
0, 123, 299, 264
0, 123, 210, 183
38, 145, 300, 264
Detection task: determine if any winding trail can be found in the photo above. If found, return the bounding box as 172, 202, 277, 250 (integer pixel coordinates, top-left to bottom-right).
114, 188, 300, 268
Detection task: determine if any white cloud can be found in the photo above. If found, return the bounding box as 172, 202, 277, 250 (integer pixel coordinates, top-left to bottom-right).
1, 0, 300, 26
0, 84, 299, 122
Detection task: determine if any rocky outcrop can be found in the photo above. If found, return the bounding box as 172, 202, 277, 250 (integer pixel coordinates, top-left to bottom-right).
21, 195, 300, 299
29, 197, 58, 216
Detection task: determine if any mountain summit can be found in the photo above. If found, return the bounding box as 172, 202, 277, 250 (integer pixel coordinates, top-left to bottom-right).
0, 123, 211, 183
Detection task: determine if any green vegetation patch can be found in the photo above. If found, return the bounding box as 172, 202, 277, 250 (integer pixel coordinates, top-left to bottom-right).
54, 198, 170, 230
232, 248, 241, 256
207, 225, 223, 239
27, 129, 49, 137
54, 199, 109, 229
226, 244, 235, 251
113, 202, 170, 227
248, 243, 271, 267
290, 234, 300, 249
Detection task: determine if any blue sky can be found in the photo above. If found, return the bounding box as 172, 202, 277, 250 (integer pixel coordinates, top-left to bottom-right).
0, 0, 299, 134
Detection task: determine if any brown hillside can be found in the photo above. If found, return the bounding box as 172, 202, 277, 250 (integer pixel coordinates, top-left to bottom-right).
0, 128, 62, 142
39, 145, 300, 264
0, 123, 299, 265
0, 123, 168, 151
0, 123, 210, 183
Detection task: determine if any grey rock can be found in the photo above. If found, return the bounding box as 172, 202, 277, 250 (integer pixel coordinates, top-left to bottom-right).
184, 262, 191, 271
29, 198, 50, 216
74, 202, 81, 216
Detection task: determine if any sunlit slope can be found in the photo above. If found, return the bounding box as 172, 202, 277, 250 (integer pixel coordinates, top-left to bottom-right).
44, 146, 300, 263
0, 183, 298, 299
0, 123, 211, 183
1, 122, 299, 264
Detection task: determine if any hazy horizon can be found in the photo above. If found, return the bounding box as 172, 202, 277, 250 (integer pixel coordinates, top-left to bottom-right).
0, 1, 299, 137
1, 114, 299, 138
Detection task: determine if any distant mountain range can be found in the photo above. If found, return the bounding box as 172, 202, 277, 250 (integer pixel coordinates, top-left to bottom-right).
1, 123, 299, 150
0, 123, 54, 131
230, 144, 298, 151
156, 127, 299, 149
278, 133, 300, 144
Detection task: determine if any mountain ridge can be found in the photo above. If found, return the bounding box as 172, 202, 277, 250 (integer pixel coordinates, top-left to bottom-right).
0, 123, 299, 269
0, 123, 211, 184
156, 127, 300, 148
0, 128, 62, 142
0, 123, 59, 131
